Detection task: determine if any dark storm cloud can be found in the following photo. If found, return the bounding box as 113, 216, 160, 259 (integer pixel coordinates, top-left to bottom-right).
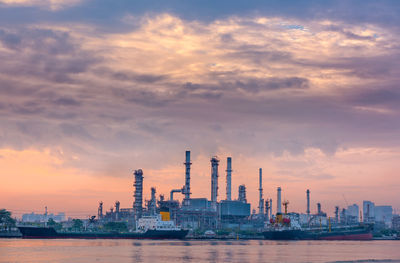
53, 97, 81, 107
224, 49, 293, 65
93, 67, 168, 84
11, 101, 45, 116
180, 82, 223, 99
0, 29, 21, 48
0, 27, 98, 85
181, 77, 309, 96
233, 77, 309, 93
109, 87, 172, 108
344, 86, 400, 109
297, 54, 400, 79
323, 24, 377, 41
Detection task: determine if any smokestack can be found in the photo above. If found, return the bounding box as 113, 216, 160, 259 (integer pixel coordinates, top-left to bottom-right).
115, 201, 120, 213
133, 169, 144, 221
238, 185, 247, 203
269, 199, 273, 219
115, 201, 120, 221
98, 201, 103, 219
306, 189, 310, 215
277, 187, 282, 214
150, 187, 156, 215
210, 156, 219, 211
183, 151, 191, 205
258, 168, 264, 216
226, 157, 232, 201
335, 206, 339, 223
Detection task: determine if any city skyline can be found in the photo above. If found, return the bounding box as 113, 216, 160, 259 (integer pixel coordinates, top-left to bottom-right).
1, 0, 400, 217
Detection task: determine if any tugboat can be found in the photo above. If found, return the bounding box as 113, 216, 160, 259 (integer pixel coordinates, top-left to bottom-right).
18, 211, 188, 239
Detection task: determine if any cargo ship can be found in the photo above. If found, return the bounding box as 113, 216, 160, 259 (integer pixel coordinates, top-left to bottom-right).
262, 210, 373, 241
18, 213, 188, 239
263, 224, 373, 240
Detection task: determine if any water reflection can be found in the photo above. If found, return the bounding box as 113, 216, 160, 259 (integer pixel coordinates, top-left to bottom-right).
131, 244, 143, 263
181, 245, 192, 263
1, 240, 400, 263
207, 247, 219, 263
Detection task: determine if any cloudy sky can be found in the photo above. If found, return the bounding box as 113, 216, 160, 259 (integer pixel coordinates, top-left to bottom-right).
1, 0, 399, 218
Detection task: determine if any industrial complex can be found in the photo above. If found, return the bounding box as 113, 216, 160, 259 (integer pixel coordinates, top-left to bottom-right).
90, 151, 395, 233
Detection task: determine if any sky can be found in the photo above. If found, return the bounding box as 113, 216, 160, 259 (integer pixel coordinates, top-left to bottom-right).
0, 0, 400, 219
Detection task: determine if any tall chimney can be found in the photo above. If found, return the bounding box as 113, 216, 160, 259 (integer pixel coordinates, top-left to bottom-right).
269, 199, 273, 219
265, 199, 270, 221
277, 187, 282, 214
210, 156, 219, 211
150, 187, 156, 215
258, 168, 264, 216
115, 201, 120, 221
306, 189, 310, 215
133, 169, 144, 222
335, 206, 339, 223
226, 157, 232, 201
183, 151, 192, 205
98, 201, 103, 219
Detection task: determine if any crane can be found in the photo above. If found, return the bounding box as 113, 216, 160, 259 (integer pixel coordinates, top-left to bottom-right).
282, 200, 289, 214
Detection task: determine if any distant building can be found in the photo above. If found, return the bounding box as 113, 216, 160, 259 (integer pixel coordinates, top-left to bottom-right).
363, 201, 375, 222
363, 201, 393, 227
392, 215, 400, 231
375, 205, 393, 227
22, 212, 65, 223
346, 204, 359, 224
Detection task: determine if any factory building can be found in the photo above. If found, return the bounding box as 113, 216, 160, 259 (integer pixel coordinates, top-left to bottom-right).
22, 208, 65, 223
93, 151, 255, 230
95, 150, 378, 232
346, 204, 360, 224
392, 215, 400, 231
130, 152, 252, 230
375, 205, 393, 227
363, 201, 375, 223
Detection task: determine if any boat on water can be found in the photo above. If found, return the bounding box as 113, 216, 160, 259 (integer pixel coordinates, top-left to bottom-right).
262, 212, 373, 241
263, 223, 373, 240
18, 213, 188, 239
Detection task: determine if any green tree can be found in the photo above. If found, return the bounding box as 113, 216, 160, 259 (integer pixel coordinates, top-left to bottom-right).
103, 222, 128, 232
72, 219, 83, 230
0, 209, 16, 231
216, 229, 231, 236
47, 218, 62, 231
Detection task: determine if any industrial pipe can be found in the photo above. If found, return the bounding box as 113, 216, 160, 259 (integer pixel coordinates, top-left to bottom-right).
170, 189, 182, 200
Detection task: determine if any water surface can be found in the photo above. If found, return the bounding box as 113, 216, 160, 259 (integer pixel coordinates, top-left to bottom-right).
1, 239, 400, 263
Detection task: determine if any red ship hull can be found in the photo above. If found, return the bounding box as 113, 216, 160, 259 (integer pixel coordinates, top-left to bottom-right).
318, 232, 373, 240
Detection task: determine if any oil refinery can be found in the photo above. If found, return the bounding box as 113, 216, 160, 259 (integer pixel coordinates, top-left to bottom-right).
6, 150, 398, 240
90, 150, 376, 237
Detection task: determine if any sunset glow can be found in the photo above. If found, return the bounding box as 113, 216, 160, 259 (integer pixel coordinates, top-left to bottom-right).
1, 1, 399, 218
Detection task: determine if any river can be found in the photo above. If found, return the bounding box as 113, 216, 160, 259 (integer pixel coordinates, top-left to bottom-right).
1, 239, 400, 263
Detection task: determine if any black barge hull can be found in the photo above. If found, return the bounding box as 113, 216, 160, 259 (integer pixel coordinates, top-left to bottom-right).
18, 226, 188, 239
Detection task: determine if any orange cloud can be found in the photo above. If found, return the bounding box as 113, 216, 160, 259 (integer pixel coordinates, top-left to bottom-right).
1, 13, 399, 216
